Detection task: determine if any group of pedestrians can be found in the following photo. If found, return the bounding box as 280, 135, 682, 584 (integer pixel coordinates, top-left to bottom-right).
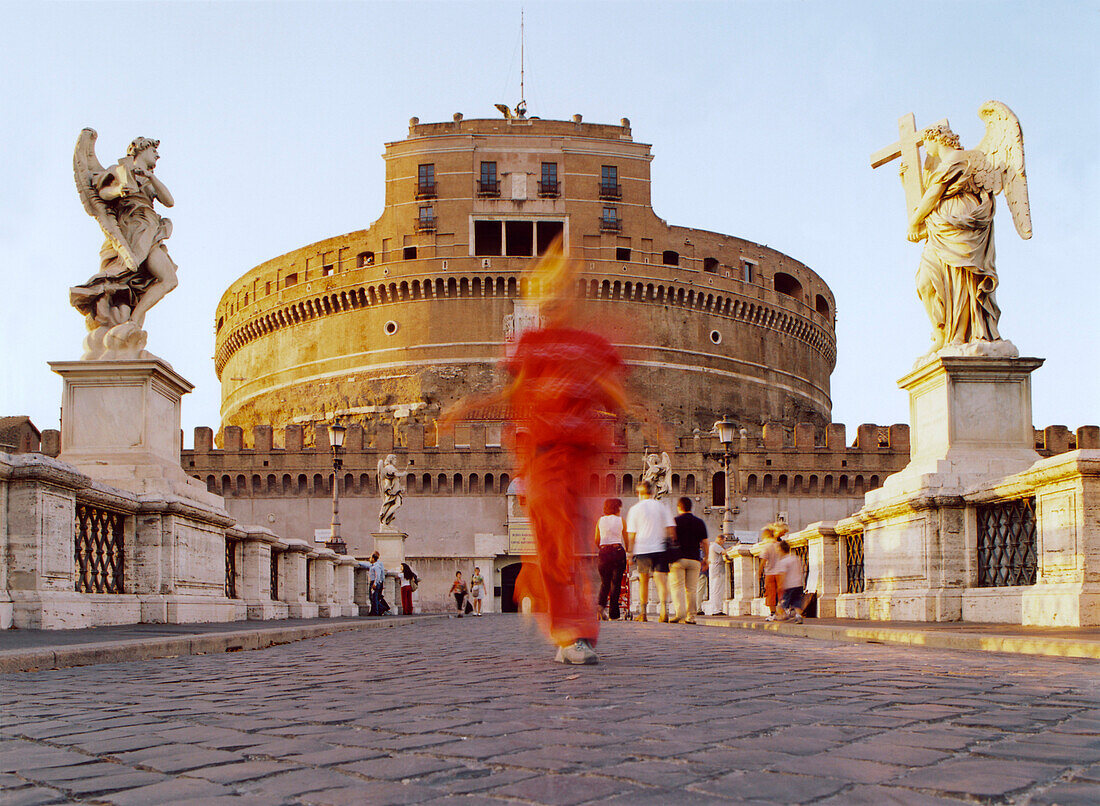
757, 523, 806, 623
596, 482, 807, 624
365, 554, 421, 617
449, 568, 487, 617
596, 480, 732, 624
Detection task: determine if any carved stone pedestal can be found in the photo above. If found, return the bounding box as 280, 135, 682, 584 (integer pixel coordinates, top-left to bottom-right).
49, 358, 219, 508
372, 531, 408, 569
842, 355, 1045, 622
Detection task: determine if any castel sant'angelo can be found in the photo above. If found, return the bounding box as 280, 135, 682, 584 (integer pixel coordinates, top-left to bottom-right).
182, 112, 1079, 610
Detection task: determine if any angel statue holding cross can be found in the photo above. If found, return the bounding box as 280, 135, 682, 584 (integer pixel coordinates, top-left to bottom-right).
70, 129, 179, 360
872, 102, 1032, 356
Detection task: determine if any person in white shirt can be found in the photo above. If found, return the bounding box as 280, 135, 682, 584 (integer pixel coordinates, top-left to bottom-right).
626, 481, 674, 622
594, 498, 629, 620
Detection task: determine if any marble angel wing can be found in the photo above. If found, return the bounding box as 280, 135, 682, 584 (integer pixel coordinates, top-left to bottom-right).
976, 101, 1032, 239
73, 128, 139, 271
377, 458, 385, 484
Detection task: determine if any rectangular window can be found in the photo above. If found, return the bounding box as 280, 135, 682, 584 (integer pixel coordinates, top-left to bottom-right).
265, 281, 271, 295
600, 207, 621, 232
600, 165, 621, 199
321, 264, 334, 277
539, 162, 559, 197
356, 251, 375, 267
284, 272, 298, 287
505, 221, 534, 256
403, 246, 417, 260
616, 247, 631, 262
741, 259, 755, 282
536, 221, 564, 254
417, 164, 436, 198
474, 220, 503, 256
417, 205, 436, 231
478, 162, 499, 196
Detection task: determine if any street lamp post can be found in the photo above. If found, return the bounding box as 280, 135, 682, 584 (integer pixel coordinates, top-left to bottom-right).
327, 420, 347, 555
713, 416, 738, 544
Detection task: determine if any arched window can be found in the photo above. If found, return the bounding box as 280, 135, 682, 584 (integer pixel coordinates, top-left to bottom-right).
453, 473, 463, 494
469, 473, 479, 493
499, 473, 510, 494
589, 474, 600, 495
313, 473, 326, 496
251, 474, 262, 494
763, 474, 774, 494
267, 474, 277, 493
605, 473, 616, 495
206, 475, 217, 493
684, 474, 696, 495
282, 474, 293, 494
774, 272, 803, 299
622, 473, 633, 494
235, 474, 246, 495
343, 473, 354, 493
662, 250, 679, 266
816, 294, 830, 318
422, 472, 432, 493
712, 472, 726, 507
746, 474, 758, 494
671, 474, 681, 495
437, 473, 449, 494
360, 473, 371, 494
297, 474, 308, 495
484, 473, 495, 493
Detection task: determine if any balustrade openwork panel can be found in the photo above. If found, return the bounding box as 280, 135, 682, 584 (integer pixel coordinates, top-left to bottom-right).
977, 497, 1037, 587
225, 539, 240, 599
844, 533, 865, 593
306, 559, 313, 602
75, 504, 125, 594
270, 552, 279, 601
757, 561, 765, 597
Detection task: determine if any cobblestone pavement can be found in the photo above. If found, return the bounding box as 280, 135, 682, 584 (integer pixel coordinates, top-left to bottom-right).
2, 616, 1098, 805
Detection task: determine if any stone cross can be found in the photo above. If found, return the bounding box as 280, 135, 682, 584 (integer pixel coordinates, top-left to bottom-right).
870, 113, 949, 215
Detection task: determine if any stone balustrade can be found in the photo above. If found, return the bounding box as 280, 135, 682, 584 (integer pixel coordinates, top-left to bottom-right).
0, 451, 371, 630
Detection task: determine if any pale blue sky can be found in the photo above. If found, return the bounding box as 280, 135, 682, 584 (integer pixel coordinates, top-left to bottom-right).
2, 1, 1097, 439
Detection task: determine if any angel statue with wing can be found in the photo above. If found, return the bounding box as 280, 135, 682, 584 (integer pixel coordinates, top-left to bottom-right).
901, 102, 1032, 355
641, 451, 672, 501
70, 129, 179, 359
377, 454, 410, 529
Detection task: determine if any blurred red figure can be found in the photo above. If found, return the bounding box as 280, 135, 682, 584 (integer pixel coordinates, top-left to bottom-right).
502, 245, 629, 664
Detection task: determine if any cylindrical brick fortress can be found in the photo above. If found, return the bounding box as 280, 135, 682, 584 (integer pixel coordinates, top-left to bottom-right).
215, 116, 836, 435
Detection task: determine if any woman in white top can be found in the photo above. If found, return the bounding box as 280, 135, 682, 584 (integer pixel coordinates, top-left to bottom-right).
594, 498, 628, 620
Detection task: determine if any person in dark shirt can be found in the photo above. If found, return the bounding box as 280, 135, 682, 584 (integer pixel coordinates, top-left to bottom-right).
670, 497, 708, 624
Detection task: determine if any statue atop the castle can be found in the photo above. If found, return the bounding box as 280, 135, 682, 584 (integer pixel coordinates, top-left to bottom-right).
71, 129, 179, 360
377, 454, 409, 529
641, 451, 672, 500
872, 102, 1032, 357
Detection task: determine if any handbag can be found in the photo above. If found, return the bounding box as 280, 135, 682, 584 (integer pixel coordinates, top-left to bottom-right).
409, 578, 418, 592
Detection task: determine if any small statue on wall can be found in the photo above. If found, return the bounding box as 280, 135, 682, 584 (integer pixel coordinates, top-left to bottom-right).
71, 129, 179, 360
377, 453, 410, 529
641, 451, 672, 500
872, 102, 1031, 358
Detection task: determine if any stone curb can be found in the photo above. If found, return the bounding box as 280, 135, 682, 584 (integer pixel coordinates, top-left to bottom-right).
0, 616, 449, 674
695, 616, 1100, 659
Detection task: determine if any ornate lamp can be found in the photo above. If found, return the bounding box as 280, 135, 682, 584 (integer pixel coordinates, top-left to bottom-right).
327, 420, 347, 554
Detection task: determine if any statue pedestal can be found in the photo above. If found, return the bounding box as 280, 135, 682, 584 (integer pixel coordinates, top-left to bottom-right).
49, 358, 218, 507
372, 531, 408, 569
869, 355, 1044, 504
846, 354, 1045, 622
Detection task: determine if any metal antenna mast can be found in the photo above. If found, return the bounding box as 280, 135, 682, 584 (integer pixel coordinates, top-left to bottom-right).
518, 9, 527, 117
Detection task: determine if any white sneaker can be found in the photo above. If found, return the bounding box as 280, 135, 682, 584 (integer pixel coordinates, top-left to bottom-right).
554, 639, 598, 665
765, 615, 776, 622
793, 614, 804, 624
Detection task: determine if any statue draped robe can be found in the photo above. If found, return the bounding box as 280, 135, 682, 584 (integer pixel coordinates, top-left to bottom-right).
916, 151, 1002, 345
